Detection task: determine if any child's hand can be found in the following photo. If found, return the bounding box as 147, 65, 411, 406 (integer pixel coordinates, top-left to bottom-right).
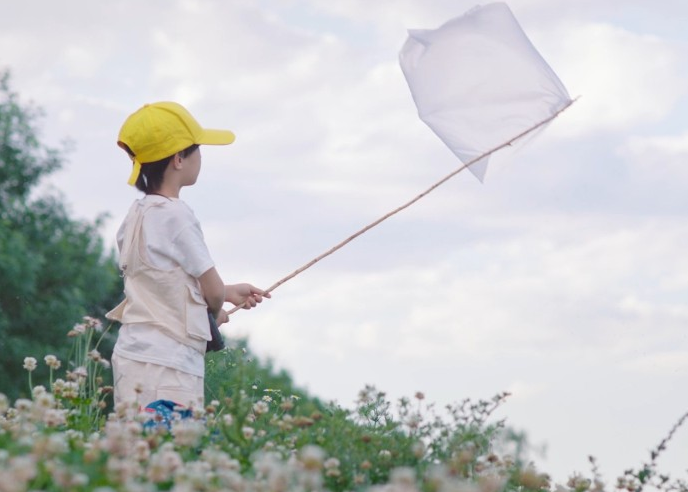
225, 283, 271, 309
215, 308, 230, 326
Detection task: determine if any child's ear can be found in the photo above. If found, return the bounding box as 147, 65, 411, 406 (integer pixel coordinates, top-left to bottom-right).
172, 153, 184, 169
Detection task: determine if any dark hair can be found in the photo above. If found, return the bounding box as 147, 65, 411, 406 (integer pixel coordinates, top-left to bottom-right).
121, 144, 199, 193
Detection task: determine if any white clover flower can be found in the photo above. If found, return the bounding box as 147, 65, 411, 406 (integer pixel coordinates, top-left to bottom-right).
43, 409, 68, 428
147, 444, 183, 483
379, 449, 392, 460
133, 439, 150, 461
62, 382, 80, 399
44, 355, 61, 369
15, 399, 33, 413
23, 357, 37, 371
31, 385, 47, 398
242, 426, 255, 440
45, 433, 69, 455
83, 316, 103, 332
34, 392, 55, 409
87, 349, 101, 361
299, 445, 325, 471
10, 454, 37, 482
390, 467, 417, 486
202, 449, 240, 472
100, 359, 111, 369
172, 420, 206, 448
72, 322, 87, 334
324, 457, 340, 469
222, 414, 234, 426
72, 366, 88, 379
253, 401, 269, 415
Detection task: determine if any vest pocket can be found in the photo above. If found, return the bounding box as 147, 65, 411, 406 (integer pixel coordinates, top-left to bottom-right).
185, 285, 212, 342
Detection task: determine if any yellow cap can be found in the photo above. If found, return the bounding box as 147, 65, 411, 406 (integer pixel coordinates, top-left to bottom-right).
117, 101, 236, 185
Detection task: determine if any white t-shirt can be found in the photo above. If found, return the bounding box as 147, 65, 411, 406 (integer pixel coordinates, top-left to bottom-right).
113, 195, 214, 377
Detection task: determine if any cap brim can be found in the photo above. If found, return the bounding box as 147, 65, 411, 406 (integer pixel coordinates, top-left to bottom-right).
198, 128, 235, 145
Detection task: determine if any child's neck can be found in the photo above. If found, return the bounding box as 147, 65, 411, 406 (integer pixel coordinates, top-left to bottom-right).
151, 183, 182, 199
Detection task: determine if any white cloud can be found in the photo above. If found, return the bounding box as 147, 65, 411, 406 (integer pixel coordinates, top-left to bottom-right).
535, 21, 687, 137
620, 130, 688, 181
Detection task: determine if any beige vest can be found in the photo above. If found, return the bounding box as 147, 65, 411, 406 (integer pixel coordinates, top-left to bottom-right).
106, 201, 210, 354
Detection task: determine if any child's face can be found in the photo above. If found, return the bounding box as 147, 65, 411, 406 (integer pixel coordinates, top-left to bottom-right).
181, 147, 202, 186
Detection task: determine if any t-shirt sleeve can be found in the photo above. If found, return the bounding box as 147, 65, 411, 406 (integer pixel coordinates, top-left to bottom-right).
173, 221, 215, 278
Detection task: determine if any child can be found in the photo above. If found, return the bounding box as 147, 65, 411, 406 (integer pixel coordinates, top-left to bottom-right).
106, 101, 269, 409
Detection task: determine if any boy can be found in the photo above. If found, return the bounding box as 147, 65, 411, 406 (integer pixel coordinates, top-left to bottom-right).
106, 101, 269, 408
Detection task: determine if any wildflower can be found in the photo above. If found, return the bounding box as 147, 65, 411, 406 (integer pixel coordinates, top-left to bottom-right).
222, 414, 234, 426
300, 445, 325, 471
23, 357, 37, 371
390, 467, 416, 486
72, 366, 88, 379
106, 455, 141, 485
9, 455, 38, 483
242, 426, 255, 440
379, 449, 392, 460
147, 443, 183, 483
44, 355, 61, 369
519, 467, 549, 490
479, 474, 507, 492
43, 409, 67, 427
324, 457, 341, 477
293, 416, 314, 428
405, 412, 421, 429
31, 385, 47, 398
15, 399, 33, 413
280, 399, 294, 412
133, 439, 151, 461
253, 401, 269, 415
172, 420, 206, 448
88, 349, 102, 361
72, 322, 87, 334
52, 378, 66, 396
360, 460, 372, 470
83, 315, 103, 331
415, 391, 425, 400
98, 386, 114, 395
567, 473, 592, 491
61, 382, 80, 399
34, 391, 55, 410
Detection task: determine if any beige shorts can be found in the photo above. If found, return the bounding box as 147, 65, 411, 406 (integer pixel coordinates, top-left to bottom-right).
112, 353, 204, 409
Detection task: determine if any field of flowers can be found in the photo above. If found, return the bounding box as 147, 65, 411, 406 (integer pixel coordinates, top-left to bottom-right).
0, 317, 684, 492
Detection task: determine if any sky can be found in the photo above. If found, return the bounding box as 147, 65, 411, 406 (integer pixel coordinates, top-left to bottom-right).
2, 0, 688, 484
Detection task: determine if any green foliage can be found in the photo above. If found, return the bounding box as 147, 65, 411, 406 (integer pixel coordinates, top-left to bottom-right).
0, 70, 121, 401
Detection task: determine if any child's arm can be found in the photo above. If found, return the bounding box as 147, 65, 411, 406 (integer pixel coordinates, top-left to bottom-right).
198, 267, 226, 318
